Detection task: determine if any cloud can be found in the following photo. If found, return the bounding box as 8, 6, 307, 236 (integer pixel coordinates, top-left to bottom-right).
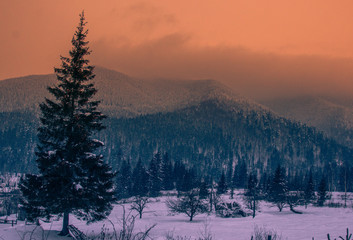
91, 33, 353, 100
122, 1, 177, 35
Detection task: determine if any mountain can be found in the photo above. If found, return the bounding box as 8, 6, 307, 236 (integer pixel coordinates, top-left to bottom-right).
0, 67, 351, 191
0, 67, 254, 117
260, 96, 353, 148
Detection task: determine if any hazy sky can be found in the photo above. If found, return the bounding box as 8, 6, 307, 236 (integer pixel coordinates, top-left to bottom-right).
2, 0, 353, 98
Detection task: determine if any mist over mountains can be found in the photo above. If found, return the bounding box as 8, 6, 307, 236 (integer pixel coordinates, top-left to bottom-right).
0, 67, 352, 190
260, 95, 353, 148
0, 67, 244, 116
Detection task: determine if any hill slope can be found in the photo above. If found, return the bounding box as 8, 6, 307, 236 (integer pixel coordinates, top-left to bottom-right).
0, 67, 253, 117
261, 96, 353, 147
0, 68, 351, 191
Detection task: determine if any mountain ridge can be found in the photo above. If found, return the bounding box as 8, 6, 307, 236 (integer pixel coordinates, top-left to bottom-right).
260, 95, 353, 147
0, 66, 268, 118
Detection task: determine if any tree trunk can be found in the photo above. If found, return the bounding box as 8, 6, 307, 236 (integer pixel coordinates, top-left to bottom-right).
252, 199, 256, 218
278, 204, 283, 212
60, 211, 69, 236
289, 205, 302, 214
189, 214, 193, 221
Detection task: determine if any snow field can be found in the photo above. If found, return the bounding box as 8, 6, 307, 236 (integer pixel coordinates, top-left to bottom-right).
40, 193, 353, 240
0, 191, 352, 239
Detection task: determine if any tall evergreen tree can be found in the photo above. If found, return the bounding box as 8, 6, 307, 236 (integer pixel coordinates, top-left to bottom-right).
148, 152, 162, 197
161, 152, 174, 190
244, 173, 259, 218
180, 169, 195, 193
174, 160, 187, 195
259, 172, 270, 195
20, 12, 115, 236
304, 170, 315, 208
217, 171, 227, 195
233, 160, 248, 189
317, 176, 328, 207
198, 179, 209, 199
131, 158, 149, 197
268, 165, 288, 212
226, 158, 234, 185
116, 160, 132, 199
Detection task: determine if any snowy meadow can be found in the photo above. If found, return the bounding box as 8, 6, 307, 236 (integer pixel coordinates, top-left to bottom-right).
1, 191, 352, 240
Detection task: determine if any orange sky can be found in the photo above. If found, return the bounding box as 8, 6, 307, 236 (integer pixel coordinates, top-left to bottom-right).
1, 0, 353, 98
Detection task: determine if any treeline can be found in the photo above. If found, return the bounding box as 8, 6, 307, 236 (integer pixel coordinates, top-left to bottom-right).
107, 100, 353, 192
115, 151, 353, 202
1, 99, 353, 192
0, 112, 37, 172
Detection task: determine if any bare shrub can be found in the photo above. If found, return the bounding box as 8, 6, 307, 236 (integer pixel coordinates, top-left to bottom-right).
165, 231, 192, 240
15, 223, 52, 240
326, 228, 352, 240
164, 219, 214, 240
90, 206, 156, 240
251, 225, 284, 240
198, 219, 214, 240
215, 200, 248, 218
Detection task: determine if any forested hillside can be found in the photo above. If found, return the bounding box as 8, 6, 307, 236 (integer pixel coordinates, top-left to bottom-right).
0, 68, 352, 191
1, 97, 351, 191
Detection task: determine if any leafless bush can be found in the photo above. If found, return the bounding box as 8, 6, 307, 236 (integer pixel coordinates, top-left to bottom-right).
165, 232, 192, 240
326, 228, 351, 240
165, 232, 212, 240
198, 219, 214, 240
251, 225, 284, 240
164, 219, 214, 240
15, 223, 52, 240
215, 200, 248, 218
90, 206, 156, 240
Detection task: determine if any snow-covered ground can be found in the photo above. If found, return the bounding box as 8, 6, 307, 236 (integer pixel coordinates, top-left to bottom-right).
1, 192, 352, 240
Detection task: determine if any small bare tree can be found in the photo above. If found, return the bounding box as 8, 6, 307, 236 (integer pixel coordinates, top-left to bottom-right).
130, 196, 149, 219
94, 206, 156, 240
166, 189, 208, 221
287, 191, 304, 214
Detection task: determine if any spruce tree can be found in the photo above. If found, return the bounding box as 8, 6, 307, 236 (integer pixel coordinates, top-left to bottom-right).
174, 160, 186, 195
317, 176, 328, 207
161, 152, 174, 190
180, 170, 194, 193
148, 152, 162, 197
116, 160, 132, 199
217, 171, 227, 195
19, 12, 115, 235
233, 160, 248, 189
244, 173, 259, 218
268, 165, 288, 212
198, 179, 209, 199
239, 161, 248, 188
259, 172, 270, 195
131, 158, 149, 197
226, 158, 233, 185
304, 170, 315, 208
